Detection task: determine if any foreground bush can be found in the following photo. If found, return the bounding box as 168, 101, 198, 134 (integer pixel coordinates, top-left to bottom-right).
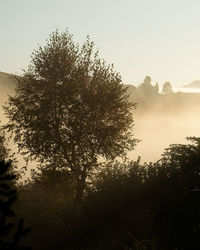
16, 138, 200, 249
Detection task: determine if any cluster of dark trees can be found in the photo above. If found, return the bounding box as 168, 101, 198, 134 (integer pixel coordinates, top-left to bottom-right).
138, 76, 159, 97
125, 76, 174, 113
0, 30, 199, 249
129, 76, 173, 99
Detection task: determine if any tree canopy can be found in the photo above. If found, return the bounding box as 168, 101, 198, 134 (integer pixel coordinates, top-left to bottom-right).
162, 81, 173, 94
138, 76, 159, 97
4, 30, 137, 202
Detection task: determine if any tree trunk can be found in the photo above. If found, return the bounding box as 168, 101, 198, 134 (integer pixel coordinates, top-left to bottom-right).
74, 170, 87, 204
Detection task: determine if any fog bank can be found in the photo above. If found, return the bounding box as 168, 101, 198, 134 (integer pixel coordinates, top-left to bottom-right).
1, 73, 200, 164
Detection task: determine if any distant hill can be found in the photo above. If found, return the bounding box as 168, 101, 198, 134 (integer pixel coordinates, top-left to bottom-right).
0, 72, 138, 103
0, 71, 17, 101
0, 72, 17, 124
184, 80, 200, 88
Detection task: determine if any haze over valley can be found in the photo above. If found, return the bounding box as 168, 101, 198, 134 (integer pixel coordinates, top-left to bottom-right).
1, 71, 200, 163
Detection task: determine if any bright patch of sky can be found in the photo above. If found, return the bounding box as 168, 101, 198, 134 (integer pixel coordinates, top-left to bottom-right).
1, 0, 200, 86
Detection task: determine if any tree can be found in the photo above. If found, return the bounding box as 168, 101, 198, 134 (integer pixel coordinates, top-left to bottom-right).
162, 81, 173, 94
4, 30, 137, 203
0, 131, 9, 161
137, 76, 158, 97
0, 160, 30, 249
144, 137, 200, 249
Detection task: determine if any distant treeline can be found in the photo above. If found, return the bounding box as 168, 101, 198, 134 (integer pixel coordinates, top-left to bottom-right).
126, 76, 200, 115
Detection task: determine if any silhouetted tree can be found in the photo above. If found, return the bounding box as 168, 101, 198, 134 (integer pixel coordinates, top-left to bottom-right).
138, 76, 158, 97
0, 160, 30, 249
145, 137, 200, 249
162, 81, 173, 94
4, 30, 137, 203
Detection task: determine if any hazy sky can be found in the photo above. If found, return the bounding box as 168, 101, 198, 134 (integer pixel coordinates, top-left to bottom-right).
1, 0, 200, 86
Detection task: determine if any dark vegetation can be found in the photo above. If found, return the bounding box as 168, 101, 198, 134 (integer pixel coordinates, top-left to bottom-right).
4, 137, 200, 250
0, 30, 199, 249
0, 134, 30, 249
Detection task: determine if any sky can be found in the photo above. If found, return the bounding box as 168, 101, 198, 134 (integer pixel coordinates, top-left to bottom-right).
1, 0, 200, 87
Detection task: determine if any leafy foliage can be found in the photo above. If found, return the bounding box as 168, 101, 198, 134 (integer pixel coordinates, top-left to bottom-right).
162, 81, 173, 94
